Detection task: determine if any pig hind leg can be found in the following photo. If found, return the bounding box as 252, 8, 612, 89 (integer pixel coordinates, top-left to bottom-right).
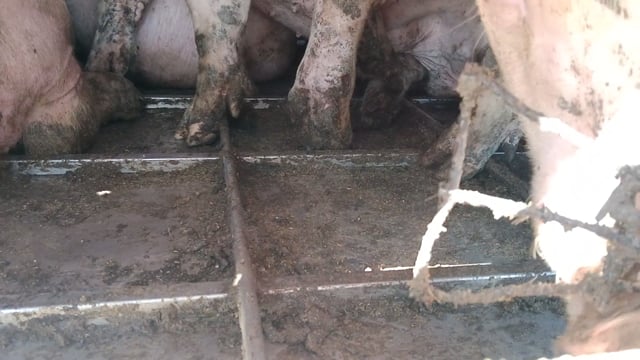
86, 0, 152, 74
23, 72, 141, 157
359, 54, 425, 129
356, 13, 426, 129
288, 0, 374, 150
175, 0, 253, 147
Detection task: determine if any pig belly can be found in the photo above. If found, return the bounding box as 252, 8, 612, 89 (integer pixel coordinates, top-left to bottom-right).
382, 0, 489, 96
66, 0, 296, 89
132, 0, 296, 87
128, 0, 197, 88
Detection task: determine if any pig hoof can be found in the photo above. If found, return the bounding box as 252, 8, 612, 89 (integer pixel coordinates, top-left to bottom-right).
84, 72, 143, 121
288, 86, 352, 150
187, 120, 219, 147
358, 78, 404, 129
174, 128, 187, 141
176, 106, 220, 147
177, 68, 253, 147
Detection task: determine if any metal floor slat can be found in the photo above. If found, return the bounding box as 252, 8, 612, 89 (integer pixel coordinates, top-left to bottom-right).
0, 96, 557, 359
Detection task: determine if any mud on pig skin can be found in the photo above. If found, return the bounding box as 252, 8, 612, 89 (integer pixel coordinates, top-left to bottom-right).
76, 0, 488, 149
476, 0, 640, 355
0, 0, 142, 157
65, 0, 298, 88
66, 0, 298, 147
258, 0, 489, 149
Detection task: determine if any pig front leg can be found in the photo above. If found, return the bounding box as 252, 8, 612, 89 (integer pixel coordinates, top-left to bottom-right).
176, 0, 253, 146
288, 0, 373, 149
86, 0, 152, 74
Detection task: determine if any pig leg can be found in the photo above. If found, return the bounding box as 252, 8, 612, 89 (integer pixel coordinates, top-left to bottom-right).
357, 12, 426, 129
175, 0, 253, 146
420, 50, 519, 179
23, 72, 141, 157
86, 0, 152, 74
0, 0, 141, 157
359, 54, 426, 129
288, 0, 373, 149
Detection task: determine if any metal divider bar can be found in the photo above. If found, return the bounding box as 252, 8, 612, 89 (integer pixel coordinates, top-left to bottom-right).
220, 120, 267, 360
143, 95, 460, 110
0, 262, 554, 323
1, 151, 417, 176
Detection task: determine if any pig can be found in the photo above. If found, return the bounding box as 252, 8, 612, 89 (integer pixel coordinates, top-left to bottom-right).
258, 0, 490, 148
0, 0, 141, 157
65, 0, 298, 88
76, 0, 489, 148
475, 0, 640, 354
65, 0, 301, 146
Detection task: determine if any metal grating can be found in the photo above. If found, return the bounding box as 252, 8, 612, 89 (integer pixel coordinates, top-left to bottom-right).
0, 96, 555, 359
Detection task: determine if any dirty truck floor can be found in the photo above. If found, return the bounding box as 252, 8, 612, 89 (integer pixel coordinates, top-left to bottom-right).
0, 95, 564, 359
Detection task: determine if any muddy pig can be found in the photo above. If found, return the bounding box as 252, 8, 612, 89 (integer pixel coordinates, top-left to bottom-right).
65, 0, 298, 88
77, 0, 489, 148
476, 0, 640, 355
202, 0, 490, 149
0, 0, 141, 157
256, 0, 490, 149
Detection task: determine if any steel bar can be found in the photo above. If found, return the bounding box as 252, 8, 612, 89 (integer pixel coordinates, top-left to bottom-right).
1, 152, 414, 176
0, 261, 553, 324
239, 150, 417, 167
0, 293, 229, 326
220, 120, 267, 360
263, 260, 554, 295
0, 279, 231, 312
142, 94, 461, 110
1, 155, 219, 175
2, 151, 527, 176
